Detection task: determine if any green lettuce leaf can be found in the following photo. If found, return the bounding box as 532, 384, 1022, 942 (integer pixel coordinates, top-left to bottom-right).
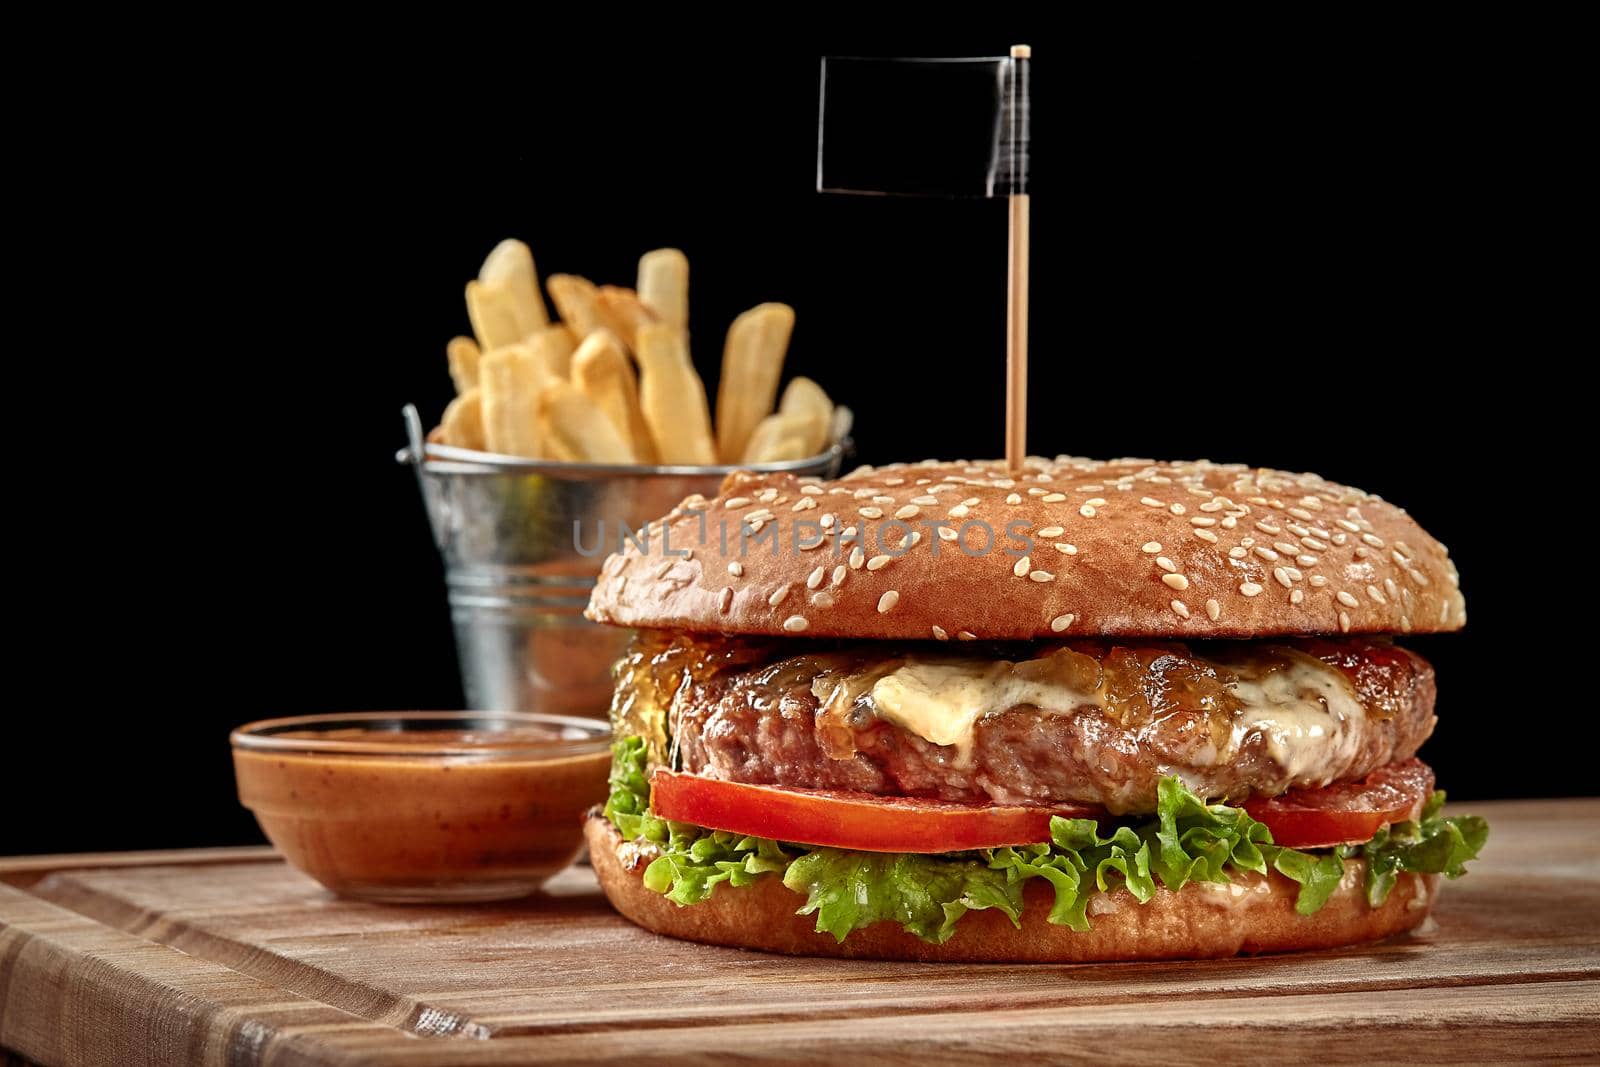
602, 738, 1488, 944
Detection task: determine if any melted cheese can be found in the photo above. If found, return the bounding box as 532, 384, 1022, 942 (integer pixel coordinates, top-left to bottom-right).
859, 650, 1368, 780
869, 662, 1101, 760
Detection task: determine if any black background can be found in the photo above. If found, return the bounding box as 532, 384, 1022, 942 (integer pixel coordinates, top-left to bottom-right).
6, 25, 1587, 855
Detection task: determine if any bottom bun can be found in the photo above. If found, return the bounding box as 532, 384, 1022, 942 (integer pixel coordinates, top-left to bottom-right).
585, 816, 1439, 962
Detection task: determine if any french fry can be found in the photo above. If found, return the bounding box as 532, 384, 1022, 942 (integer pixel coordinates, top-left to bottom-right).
546, 274, 606, 339
635, 324, 716, 465
479, 343, 556, 458
715, 302, 795, 463
465, 279, 524, 352
478, 239, 549, 337
829, 405, 854, 447
740, 411, 826, 465
525, 323, 577, 380
750, 435, 807, 464
572, 329, 653, 462
538, 381, 635, 463
594, 285, 660, 351
778, 376, 833, 455
446, 336, 481, 394
439, 387, 487, 451
637, 248, 689, 330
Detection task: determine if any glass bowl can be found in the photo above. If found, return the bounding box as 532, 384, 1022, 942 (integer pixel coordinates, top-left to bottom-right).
231, 711, 611, 903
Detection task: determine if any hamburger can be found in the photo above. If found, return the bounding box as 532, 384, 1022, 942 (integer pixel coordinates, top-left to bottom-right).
583, 458, 1486, 961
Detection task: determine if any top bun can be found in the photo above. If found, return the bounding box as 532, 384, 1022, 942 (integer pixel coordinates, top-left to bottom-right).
585, 458, 1465, 641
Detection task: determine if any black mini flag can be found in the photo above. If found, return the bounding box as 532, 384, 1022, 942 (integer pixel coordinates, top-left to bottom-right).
817, 53, 1030, 198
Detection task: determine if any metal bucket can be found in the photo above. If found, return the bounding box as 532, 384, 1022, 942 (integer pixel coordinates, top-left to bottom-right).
397, 405, 846, 718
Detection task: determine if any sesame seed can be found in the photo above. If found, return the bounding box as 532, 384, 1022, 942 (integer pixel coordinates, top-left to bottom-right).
1385, 577, 1399, 600
654, 561, 674, 579
895, 505, 921, 520
1050, 612, 1076, 632
1006, 493, 1022, 505
1027, 488, 1046, 496
1254, 547, 1280, 562
1155, 556, 1177, 573
792, 498, 817, 512
1163, 573, 1190, 591
957, 631, 977, 641
1194, 529, 1219, 543
877, 590, 900, 613
1297, 554, 1318, 566
1301, 537, 1328, 551
1200, 501, 1224, 512
912, 495, 939, 505
1362, 533, 1386, 548
1141, 497, 1164, 508
807, 566, 825, 589
1355, 547, 1372, 559
1285, 523, 1309, 538
768, 584, 792, 607
867, 554, 892, 571
1332, 533, 1349, 546
1290, 589, 1305, 605
801, 485, 823, 496
832, 565, 847, 586
1229, 547, 1248, 559
1310, 575, 1329, 588
1337, 591, 1360, 607
858, 507, 883, 519
820, 513, 836, 529
725, 497, 751, 509
1079, 504, 1097, 518
1055, 543, 1078, 554
1013, 556, 1031, 578
1274, 542, 1299, 556
873, 495, 895, 505
745, 509, 774, 523
1288, 508, 1315, 521
1337, 519, 1361, 533
782, 615, 809, 632
1240, 583, 1264, 597
1170, 599, 1191, 619
811, 592, 835, 608
727, 562, 744, 577
1142, 541, 1162, 554
1043, 493, 1067, 503
849, 547, 865, 569
1339, 611, 1352, 633
938, 527, 959, 542
1408, 567, 1431, 587
1273, 567, 1293, 588
1170, 503, 1187, 515
1205, 598, 1221, 620
932, 625, 949, 641
1256, 521, 1282, 535
1190, 516, 1217, 527
1220, 516, 1238, 529
1367, 585, 1387, 605
1038, 526, 1065, 538
963, 497, 981, 507
884, 478, 905, 486
1086, 497, 1107, 507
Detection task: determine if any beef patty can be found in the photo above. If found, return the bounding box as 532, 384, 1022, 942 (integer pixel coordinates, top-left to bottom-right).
629, 634, 1436, 814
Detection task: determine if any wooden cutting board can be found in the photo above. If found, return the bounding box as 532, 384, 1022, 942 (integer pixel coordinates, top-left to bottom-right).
2, 799, 1597, 1066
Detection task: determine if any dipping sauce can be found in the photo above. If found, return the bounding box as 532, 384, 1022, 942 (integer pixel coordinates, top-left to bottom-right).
231, 712, 610, 902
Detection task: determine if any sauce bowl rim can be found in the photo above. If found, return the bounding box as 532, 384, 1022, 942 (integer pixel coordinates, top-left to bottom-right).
230, 710, 612, 759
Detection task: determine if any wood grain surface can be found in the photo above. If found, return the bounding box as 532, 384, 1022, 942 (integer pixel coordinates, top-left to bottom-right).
1, 799, 1596, 1066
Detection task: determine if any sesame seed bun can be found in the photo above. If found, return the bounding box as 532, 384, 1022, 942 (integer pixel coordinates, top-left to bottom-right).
585, 458, 1465, 640
584, 815, 1439, 962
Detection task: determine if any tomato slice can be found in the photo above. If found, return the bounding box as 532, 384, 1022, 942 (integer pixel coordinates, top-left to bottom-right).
1243, 759, 1435, 848
650, 759, 1435, 855
649, 771, 1103, 853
